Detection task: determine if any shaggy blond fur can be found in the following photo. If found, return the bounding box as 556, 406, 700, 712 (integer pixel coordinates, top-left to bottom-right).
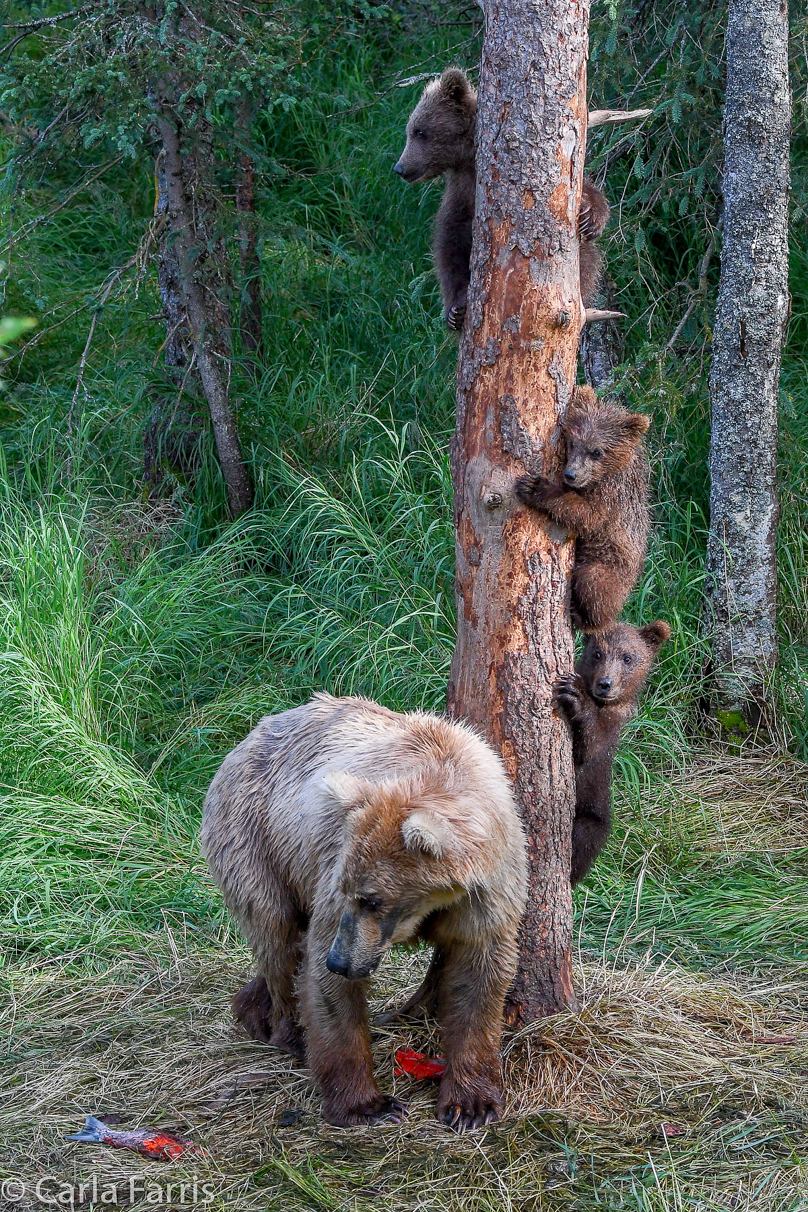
201, 693, 527, 1131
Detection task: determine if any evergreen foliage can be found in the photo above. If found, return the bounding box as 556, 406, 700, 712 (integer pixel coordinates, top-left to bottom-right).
0, 2, 807, 1202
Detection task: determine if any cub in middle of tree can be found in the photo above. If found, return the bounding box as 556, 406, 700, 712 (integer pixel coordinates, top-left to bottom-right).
555, 619, 671, 885
515, 386, 651, 631
393, 68, 611, 330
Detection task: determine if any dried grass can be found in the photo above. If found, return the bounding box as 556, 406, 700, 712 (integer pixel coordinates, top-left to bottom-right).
654, 752, 808, 857
3, 939, 807, 1211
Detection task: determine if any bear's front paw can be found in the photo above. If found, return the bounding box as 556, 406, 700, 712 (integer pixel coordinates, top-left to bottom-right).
446, 303, 466, 331
515, 474, 553, 509
438, 1085, 503, 1133
324, 1093, 408, 1127
553, 673, 586, 720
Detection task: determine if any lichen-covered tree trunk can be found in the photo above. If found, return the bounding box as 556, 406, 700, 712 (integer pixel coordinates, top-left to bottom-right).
580, 277, 624, 394
705, 0, 790, 723
144, 160, 198, 492
447, 0, 591, 1023
156, 105, 254, 517
236, 99, 263, 364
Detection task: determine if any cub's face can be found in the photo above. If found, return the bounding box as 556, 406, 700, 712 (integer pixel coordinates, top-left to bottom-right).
393, 70, 476, 183
578, 621, 670, 706
563, 407, 650, 490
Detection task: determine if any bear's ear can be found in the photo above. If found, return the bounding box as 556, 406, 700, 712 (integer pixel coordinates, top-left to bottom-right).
620, 412, 651, 443
324, 770, 372, 810
439, 68, 472, 105
401, 809, 456, 859
639, 619, 671, 652
570, 385, 598, 413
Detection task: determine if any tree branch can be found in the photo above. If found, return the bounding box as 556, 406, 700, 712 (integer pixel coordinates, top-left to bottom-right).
588, 107, 654, 127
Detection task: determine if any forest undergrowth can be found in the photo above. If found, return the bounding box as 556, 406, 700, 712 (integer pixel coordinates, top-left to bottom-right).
1, 3, 808, 1208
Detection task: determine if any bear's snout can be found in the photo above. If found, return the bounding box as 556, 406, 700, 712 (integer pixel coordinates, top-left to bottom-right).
326, 910, 357, 977
326, 947, 351, 977
392, 161, 404, 175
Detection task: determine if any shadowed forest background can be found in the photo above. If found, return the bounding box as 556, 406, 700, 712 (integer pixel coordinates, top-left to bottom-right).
1, 1, 808, 1208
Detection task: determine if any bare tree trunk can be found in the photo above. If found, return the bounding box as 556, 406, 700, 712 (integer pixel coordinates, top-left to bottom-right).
705, 0, 790, 725
579, 277, 624, 394
154, 161, 192, 374
447, 0, 591, 1023
154, 106, 254, 517
236, 98, 263, 364
144, 160, 201, 492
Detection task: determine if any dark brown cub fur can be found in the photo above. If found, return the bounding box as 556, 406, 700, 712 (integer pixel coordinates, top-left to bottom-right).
515, 386, 651, 631
554, 620, 671, 884
393, 68, 610, 330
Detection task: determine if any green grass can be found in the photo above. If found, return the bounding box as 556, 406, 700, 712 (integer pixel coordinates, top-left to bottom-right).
1, 6, 808, 1210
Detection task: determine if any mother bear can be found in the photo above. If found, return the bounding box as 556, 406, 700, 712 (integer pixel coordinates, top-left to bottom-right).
201, 693, 527, 1131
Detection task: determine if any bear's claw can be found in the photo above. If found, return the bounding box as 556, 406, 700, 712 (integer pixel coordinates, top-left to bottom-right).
326, 1094, 408, 1127
554, 676, 584, 721
515, 474, 553, 508
438, 1084, 503, 1134
446, 304, 466, 331
442, 1101, 501, 1133
371, 1096, 409, 1124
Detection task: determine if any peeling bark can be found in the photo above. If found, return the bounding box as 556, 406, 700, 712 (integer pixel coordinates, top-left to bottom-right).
705, 0, 790, 721
448, 0, 591, 1023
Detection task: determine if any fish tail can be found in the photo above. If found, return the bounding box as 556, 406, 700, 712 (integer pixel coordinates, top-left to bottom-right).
65, 1115, 106, 1142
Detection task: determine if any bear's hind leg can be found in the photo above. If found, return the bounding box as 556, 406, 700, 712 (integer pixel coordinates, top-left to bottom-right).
570, 560, 629, 632
238, 890, 306, 1060
375, 945, 445, 1025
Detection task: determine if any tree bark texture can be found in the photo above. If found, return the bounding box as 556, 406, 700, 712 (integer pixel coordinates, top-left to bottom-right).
236, 99, 263, 363
144, 160, 200, 491
155, 103, 254, 517
447, 0, 591, 1023
154, 161, 192, 374
705, 0, 790, 720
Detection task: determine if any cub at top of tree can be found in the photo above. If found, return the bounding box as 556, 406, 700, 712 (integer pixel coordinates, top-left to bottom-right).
200, 693, 527, 1132
554, 620, 671, 884
515, 386, 651, 632
393, 67, 611, 330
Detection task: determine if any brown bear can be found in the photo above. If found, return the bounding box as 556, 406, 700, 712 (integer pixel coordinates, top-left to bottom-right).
515, 385, 651, 632
554, 620, 671, 884
200, 693, 527, 1132
393, 68, 611, 330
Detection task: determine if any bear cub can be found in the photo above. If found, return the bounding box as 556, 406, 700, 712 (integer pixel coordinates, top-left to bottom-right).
515, 385, 651, 632
201, 693, 527, 1132
394, 68, 611, 330
555, 620, 671, 885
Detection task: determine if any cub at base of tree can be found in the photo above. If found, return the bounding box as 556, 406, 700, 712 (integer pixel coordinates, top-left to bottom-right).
554, 620, 671, 885
200, 693, 527, 1132
515, 386, 651, 632
393, 68, 611, 330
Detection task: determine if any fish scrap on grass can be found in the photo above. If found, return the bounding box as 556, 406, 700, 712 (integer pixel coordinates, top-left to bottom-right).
66, 1116, 201, 1161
